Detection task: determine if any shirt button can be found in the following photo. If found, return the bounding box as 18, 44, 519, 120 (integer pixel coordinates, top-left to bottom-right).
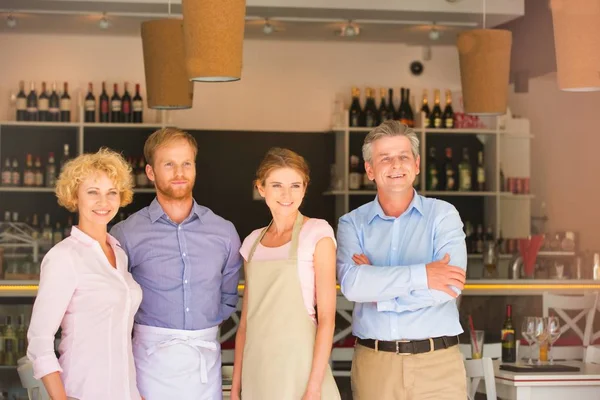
182, 253, 186, 257
178, 226, 181, 230
184, 280, 188, 284
186, 307, 190, 312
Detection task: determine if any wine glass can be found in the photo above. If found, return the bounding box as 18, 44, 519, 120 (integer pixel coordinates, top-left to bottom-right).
521, 316, 536, 365
546, 316, 561, 365
533, 317, 549, 365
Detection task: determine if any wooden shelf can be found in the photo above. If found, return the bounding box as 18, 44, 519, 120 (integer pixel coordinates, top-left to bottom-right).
0, 121, 79, 127
133, 188, 155, 193
83, 123, 163, 129
462, 279, 600, 296
0, 187, 54, 193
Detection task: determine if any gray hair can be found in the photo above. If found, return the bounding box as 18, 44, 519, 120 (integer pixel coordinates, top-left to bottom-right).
362, 120, 420, 164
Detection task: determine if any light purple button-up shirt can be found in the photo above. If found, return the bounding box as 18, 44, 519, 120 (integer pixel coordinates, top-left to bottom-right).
110, 198, 242, 330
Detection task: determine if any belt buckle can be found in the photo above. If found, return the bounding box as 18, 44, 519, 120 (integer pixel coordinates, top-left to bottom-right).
395, 340, 412, 355
428, 337, 435, 353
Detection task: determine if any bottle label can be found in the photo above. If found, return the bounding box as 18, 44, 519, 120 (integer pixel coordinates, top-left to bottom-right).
477, 168, 485, 184
350, 113, 360, 127
38, 98, 49, 111
85, 99, 96, 111
35, 172, 44, 186
60, 98, 71, 111
133, 100, 143, 112
12, 171, 20, 186
16, 98, 26, 110
49, 107, 60, 114
429, 174, 438, 190
123, 101, 131, 114
445, 118, 454, 128
365, 115, 376, 127
112, 100, 122, 112
101, 100, 109, 114
349, 173, 362, 190
1, 171, 11, 185
446, 172, 455, 190
501, 329, 515, 348
26, 106, 37, 113
434, 117, 442, 128
423, 118, 430, 128
460, 169, 471, 190
24, 171, 34, 186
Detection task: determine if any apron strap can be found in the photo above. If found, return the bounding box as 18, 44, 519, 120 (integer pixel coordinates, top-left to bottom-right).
287, 212, 304, 260
247, 220, 273, 263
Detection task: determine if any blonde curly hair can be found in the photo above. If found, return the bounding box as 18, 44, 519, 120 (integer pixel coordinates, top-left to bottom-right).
55, 148, 134, 212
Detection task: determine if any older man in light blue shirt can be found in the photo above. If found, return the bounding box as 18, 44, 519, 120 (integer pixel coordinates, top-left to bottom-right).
337, 120, 467, 400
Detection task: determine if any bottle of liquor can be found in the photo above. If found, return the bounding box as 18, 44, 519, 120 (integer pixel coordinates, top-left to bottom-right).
26, 81, 38, 122
46, 152, 57, 188
443, 147, 456, 191
41, 214, 53, 252
133, 84, 144, 123
136, 158, 149, 188
24, 154, 34, 187
31, 213, 41, 241
501, 304, 517, 362
111, 83, 122, 123
397, 88, 410, 126
476, 151, 486, 191
53, 222, 64, 245
464, 221, 474, 253
364, 88, 377, 128
16, 81, 27, 121
84, 83, 96, 123
386, 88, 395, 121
4, 316, 16, 353
99, 81, 110, 123
121, 82, 133, 123
16, 315, 27, 359
421, 89, 430, 128
376, 88, 388, 125
34, 156, 44, 187
4, 338, 16, 366
11, 159, 20, 187
38, 82, 50, 122
1, 158, 12, 186
60, 144, 71, 171
349, 87, 363, 128
348, 155, 362, 190
48, 82, 61, 122
430, 89, 443, 129
405, 88, 415, 127
426, 147, 439, 191
475, 224, 484, 254
60, 82, 71, 122
458, 148, 472, 191
442, 90, 455, 129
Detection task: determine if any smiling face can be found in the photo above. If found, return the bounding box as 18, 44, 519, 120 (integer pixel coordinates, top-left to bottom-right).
258, 167, 306, 218
146, 138, 196, 201
365, 135, 420, 195
77, 172, 121, 228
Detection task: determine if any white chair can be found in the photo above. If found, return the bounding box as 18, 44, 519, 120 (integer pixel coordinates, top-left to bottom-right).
16, 356, 50, 400
222, 365, 233, 400
464, 357, 497, 400
584, 345, 600, 364
459, 342, 503, 360
539, 292, 598, 360
220, 298, 243, 364
330, 296, 355, 377
589, 292, 600, 345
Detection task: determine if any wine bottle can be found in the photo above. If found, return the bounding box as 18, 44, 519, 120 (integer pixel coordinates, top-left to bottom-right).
426, 146, 439, 191
133, 84, 143, 123
11, 159, 20, 186
38, 82, 50, 122
1, 158, 12, 186
121, 82, 133, 123
26, 81, 38, 121
111, 83, 122, 123
60, 82, 71, 122
46, 152, 56, 188
48, 82, 60, 122
349, 87, 363, 128
136, 158, 149, 187
458, 147, 472, 191
476, 151, 486, 191
421, 89, 430, 128
501, 304, 516, 363
16, 81, 27, 121
60, 144, 71, 171
443, 90, 455, 128
34, 156, 44, 187
364, 88, 377, 127
386, 88, 395, 121
398, 88, 410, 126
376, 88, 388, 126
405, 88, 414, 127
99, 82, 110, 123
24, 154, 34, 187
84, 83, 96, 123
430, 89, 443, 128
443, 147, 456, 191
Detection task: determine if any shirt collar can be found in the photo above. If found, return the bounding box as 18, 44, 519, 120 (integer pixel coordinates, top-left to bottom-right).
367, 189, 424, 223
69, 225, 121, 248
148, 197, 205, 224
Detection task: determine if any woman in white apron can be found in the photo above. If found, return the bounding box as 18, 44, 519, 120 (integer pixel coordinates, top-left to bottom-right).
231, 148, 341, 400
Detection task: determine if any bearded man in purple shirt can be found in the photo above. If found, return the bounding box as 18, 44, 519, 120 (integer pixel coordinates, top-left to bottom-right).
111, 127, 242, 400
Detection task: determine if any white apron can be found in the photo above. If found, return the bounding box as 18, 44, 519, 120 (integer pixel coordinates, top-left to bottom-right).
132, 323, 222, 400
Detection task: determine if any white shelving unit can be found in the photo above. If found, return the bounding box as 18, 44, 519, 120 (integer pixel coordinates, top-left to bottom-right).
326, 111, 533, 239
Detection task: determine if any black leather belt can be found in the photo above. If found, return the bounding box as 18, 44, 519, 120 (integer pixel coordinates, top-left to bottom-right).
356, 335, 459, 355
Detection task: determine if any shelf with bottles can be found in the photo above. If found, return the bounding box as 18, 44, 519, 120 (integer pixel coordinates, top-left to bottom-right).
0, 314, 30, 367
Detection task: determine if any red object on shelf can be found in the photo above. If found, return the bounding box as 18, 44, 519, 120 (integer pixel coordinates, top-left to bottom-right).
519, 235, 544, 277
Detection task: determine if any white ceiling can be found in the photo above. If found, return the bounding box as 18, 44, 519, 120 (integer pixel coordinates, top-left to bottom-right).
0, 0, 525, 45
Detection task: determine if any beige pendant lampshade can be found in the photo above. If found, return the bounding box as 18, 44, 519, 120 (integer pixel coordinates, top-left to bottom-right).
182, 0, 246, 82
457, 29, 512, 115
141, 19, 194, 109
550, 0, 600, 91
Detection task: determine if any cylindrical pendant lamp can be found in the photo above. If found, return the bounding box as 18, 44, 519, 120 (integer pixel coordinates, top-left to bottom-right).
457, 29, 512, 115
141, 19, 194, 109
550, 0, 600, 91
182, 0, 246, 82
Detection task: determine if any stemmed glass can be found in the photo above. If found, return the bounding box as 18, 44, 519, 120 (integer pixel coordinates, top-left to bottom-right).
533, 317, 549, 365
546, 316, 562, 365
521, 317, 536, 365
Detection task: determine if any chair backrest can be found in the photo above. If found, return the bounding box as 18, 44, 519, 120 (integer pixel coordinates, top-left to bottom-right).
458, 343, 503, 360
585, 345, 600, 364
464, 357, 497, 400
16, 357, 50, 400
592, 294, 600, 344
543, 292, 598, 346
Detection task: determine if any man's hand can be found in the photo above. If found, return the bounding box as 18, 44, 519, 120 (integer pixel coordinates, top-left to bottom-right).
426, 254, 466, 297
352, 253, 370, 265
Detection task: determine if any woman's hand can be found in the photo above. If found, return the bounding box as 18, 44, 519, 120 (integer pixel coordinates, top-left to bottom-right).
301, 387, 321, 400
230, 390, 241, 400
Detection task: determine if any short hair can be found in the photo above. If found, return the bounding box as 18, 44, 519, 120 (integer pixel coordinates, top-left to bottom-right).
362, 120, 420, 163
55, 148, 134, 212
254, 147, 310, 188
143, 127, 198, 166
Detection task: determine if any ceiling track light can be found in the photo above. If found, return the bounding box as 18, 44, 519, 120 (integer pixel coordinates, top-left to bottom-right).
262, 18, 273, 35
6, 14, 17, 29
339, 20, 359, 37
99, 13, 110, 30
429, 26, 440, 41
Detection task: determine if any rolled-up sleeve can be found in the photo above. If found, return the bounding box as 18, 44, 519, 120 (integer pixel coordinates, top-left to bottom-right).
220, 222, 242, 321
27, 251, 77, 379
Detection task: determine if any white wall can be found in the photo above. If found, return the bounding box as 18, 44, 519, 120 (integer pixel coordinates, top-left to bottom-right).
0, 33, 462, 131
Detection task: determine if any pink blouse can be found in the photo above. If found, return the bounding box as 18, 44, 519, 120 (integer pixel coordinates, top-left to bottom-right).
239, 218, 336, 322
27, 227, 142, 400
